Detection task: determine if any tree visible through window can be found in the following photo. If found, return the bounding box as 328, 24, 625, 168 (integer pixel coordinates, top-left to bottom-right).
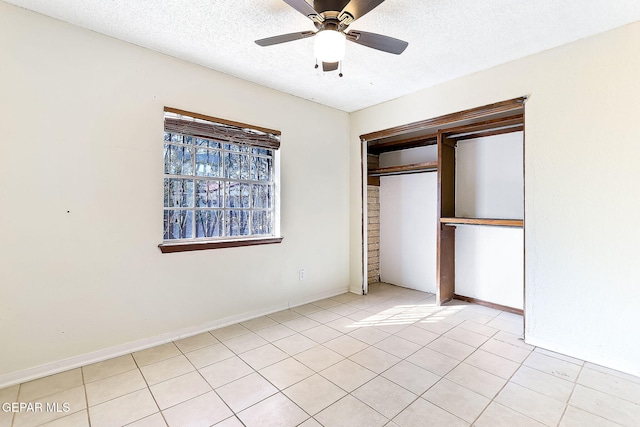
162, 108, 280, 244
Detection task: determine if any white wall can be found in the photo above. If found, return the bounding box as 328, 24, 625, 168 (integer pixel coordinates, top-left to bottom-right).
455, 133, 524, 309
0, 3, 350, 383
378, 147, 437, 293
455, 227, 524, 309
378, 146, 438, 168
379, 174, 438, 294
456, 133, 524, 219
350, 21, 640, 376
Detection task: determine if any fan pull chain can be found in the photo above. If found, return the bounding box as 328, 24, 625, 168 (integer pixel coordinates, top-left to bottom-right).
339, 61, 343, 77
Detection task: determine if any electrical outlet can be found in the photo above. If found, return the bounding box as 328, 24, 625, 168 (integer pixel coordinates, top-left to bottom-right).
299, 269, 305, 281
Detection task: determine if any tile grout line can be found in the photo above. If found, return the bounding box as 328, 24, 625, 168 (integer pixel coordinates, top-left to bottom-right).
198, 314, 325, 425
295, 296, 435, 423
15, 371, 89, 427
420, 327, 504, 425
556, 366, 583, 426
471, 342, 567, 427
555, 362, 584, 427
559, 364, 631, 427
10, 383, 19, 427
81, 367, 91, 427
492, 351, 636, 426
341, 302, 501, 425
466, 318, 536, 426
164, 341, 246, 426
129, 348, 166, 427
415, 376, 472, 425
575, 382, 640, 407
177, 334, 246, 426
234, 355, 314, 424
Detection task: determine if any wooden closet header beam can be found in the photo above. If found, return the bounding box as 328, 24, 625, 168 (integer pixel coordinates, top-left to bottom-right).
443, 113, 524, 139
360, 96, 527, 143
454, 125, 524, 141
368, 134, 438, 154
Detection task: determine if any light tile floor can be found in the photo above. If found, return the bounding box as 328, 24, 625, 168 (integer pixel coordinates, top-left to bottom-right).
2, 282, 640, 426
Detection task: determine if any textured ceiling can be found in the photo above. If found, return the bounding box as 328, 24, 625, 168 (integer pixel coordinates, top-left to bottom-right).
5, 0, 640, 112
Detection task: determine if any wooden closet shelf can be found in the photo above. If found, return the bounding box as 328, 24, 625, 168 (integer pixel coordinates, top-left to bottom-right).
368, 162, 438, 177
440, 217, 524, 227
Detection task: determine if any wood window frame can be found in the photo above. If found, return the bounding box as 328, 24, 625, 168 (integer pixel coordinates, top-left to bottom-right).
160, 107, 282, 253
159, 237, 283, 253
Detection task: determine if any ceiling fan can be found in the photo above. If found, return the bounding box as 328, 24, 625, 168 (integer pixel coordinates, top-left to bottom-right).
255, 0, 408, 75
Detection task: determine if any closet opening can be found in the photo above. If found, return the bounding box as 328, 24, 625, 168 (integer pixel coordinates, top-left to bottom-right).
361, 97, 526, 317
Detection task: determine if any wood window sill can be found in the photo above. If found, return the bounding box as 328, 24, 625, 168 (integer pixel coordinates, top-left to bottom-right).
159, 237, 283, 253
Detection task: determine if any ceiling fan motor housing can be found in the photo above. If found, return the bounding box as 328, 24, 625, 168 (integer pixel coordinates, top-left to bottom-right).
254, 0, 408, 61
317, 20, 340, 32
313, 0, 351, 14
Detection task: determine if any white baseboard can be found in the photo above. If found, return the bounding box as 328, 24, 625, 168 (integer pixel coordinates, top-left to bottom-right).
0, 287, 348, 389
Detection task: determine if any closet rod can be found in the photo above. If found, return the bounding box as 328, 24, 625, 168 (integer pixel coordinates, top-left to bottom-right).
368, 162, 438, 177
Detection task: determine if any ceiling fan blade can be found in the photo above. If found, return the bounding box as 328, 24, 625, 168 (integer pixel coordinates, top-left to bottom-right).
322, 62, 339, 72
346, 30, 408, 54
339, 0, 386, 21
283, 0, 320, 18
255, 31, 315, 47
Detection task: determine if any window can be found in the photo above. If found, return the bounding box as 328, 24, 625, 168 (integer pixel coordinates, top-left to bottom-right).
159, 107, 282, 253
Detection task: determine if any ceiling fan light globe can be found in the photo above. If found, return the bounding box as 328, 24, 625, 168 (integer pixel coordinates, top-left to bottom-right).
314, 30, 346, 62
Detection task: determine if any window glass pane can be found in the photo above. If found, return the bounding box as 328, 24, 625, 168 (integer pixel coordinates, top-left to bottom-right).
167, 179, 194, 207
251, 156, 272, 181
164, 146, 170, 174
195, 137, 221, 149
195, 149, 208, 176
195, 210, 223, 238
195, 149, 222, 177
195, 148, 216, 177
250, 156, 259, 181
209, 151, 223, 177
252, 184, 272, 209
164, 144, 181, 175
252, 211, 272, 235
252, 147, 271, 156
259, 157, 272, 181
225, 152, 241, 179
196, 180, 223, 208
164, 178, 169, 207
174, 146, 183, 175
240, 155, 250, 180
182, 145, 193, 175
226, 182, 250, 208
163, 210, 171, 239
226, 210, 250, 236
164, 112, 277, 243
164, 210, 193, 240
